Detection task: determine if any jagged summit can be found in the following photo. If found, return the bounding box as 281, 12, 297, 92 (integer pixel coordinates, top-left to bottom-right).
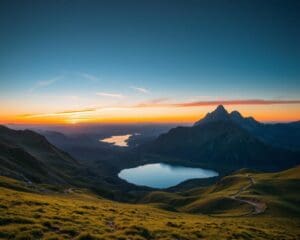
194, 105, 259, 127
215, 104, 227, 113
194, 105, 230, 125
230, 110, 243, 119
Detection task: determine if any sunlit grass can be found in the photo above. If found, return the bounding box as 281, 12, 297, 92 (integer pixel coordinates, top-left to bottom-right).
0, 175, 299, 240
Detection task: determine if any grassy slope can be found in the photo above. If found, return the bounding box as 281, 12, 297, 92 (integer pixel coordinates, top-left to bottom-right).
0, 125, 81, 184
142, 166, 300, 218
0, 168, 300, 240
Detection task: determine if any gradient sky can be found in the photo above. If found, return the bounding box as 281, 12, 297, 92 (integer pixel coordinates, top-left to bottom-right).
0, 0, 299, 124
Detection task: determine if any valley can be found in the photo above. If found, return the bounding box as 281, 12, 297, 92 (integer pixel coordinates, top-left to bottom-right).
0, 106, 299, 239
1, 1, 299, 239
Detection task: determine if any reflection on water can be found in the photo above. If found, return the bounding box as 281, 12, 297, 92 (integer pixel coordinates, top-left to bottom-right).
100, 134, 132, 147
118, 163, 219, 188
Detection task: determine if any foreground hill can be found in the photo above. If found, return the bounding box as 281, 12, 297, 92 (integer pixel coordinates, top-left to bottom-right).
143, 106, 300, 173
0, 125, 82, 184
0, 125, 152, 201
142, 166, 300, 217
0, 166, 299, 240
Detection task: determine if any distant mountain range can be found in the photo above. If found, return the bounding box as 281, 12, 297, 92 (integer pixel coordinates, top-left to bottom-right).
0, 125, 149, 200
194, 105, 258, 128
0, 105, 299, 188
195, 105, 300, 150
144, 105, 300, 173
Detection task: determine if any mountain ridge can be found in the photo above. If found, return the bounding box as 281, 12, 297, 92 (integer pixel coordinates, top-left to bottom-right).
194, 104, 259, 127
143, 106, 300, 173
193, 105, 300, 150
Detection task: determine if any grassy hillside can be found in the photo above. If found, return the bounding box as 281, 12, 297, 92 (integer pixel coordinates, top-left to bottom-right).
0, 125, 81, 184
0, 177, 299, 240
142, 166, 300, 217
0, 167, 299, 240
0, 125, 149, 202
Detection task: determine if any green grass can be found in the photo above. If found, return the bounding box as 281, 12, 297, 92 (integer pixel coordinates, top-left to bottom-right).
0, 167, 300, 240
143, 166, 300, 217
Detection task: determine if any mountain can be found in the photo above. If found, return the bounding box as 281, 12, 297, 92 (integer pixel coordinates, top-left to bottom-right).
0, 125, 81, 184
194, 105, 231, 125
194, 104, 262, 130
0, 125, 152, 201
195, 105, 300, 150
144, 106, 300, 173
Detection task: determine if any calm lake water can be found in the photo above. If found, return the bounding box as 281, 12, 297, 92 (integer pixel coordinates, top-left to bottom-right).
118, 163, 219, 188
100, 134, 132, 147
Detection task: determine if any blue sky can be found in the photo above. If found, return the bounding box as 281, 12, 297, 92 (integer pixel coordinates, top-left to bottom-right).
0, 0, 299, 123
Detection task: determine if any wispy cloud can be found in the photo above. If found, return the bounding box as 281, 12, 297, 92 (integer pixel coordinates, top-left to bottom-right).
18, 98, 300, 120
79, 72, 99, 82
55, 108, 97, 115
135, 98, 170, 107
96, 92, 125, 98
173, 99, 300, 107
29, 76, 63, 92
135, 98, 300, 108
19, 107, 98, 118
130, 86, 149, 94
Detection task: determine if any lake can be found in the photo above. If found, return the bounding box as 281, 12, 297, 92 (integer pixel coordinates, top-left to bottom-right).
100, 134, 132, 147
118, 163, 219, 188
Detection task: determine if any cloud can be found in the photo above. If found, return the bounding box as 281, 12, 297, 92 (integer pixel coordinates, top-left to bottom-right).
130, 86, 149, 94
29, 76, 63, 92
134, 98, 300, 108
96, 92, 125, 98
18, 98, 300, 120
173, 99, 300, 107
55, 108, 97, 115
135, 98, 170, 107
19, 107, 98, 118
79, 72, 99, 82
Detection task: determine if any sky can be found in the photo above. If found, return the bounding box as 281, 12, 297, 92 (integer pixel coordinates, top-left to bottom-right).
0, 0, 299, 124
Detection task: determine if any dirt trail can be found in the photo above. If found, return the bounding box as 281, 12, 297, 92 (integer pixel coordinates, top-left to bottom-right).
229, 175, 266, 215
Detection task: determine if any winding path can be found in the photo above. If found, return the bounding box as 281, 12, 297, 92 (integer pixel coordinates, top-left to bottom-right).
229, 175, 266, 215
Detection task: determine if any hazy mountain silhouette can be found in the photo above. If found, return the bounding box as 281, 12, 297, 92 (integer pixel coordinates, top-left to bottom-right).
145, 106, 300, 173
194, 105, 300, 150
194, 105, 260, 127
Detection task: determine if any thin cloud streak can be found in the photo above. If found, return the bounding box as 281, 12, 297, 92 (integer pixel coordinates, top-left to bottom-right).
174, 99, 300, 107
17, 99, 300, 120
29, 76, 63, 93
135, 98, 170, 107
96, 92, 125, 98
134, 99, 300, 108
130, 86, 149, 93
19, 108, 98, 118
79, 72, 99, 82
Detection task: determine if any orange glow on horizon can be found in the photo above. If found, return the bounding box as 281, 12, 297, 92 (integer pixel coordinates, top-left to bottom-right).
1, 104, 300, 125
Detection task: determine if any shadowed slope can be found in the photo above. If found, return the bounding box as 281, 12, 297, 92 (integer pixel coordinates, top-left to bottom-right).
0, 125, 81, 184
145, 120, 300, 173
195, 105, 300, 150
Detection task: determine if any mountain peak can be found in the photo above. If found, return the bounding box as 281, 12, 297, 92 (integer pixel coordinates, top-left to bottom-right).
214, 105, 228, 114
206, 104, 230, 120
230, 110, 243, 119
194, 105, 230, 126
194, 105, 261, 129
